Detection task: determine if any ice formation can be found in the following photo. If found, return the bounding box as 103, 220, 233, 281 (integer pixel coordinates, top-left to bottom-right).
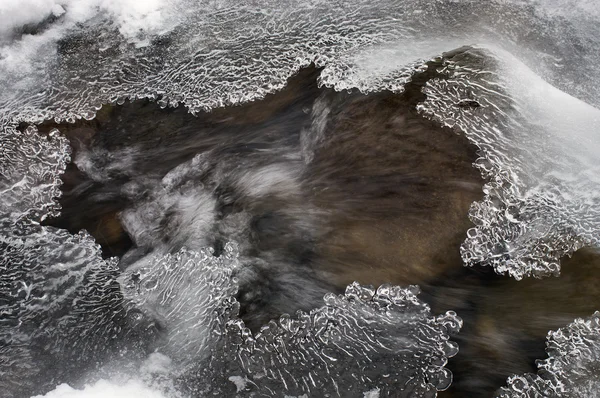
419, 46, 600, 279
1, 0, 600, 397
119, 243, 462, 396
192, 283, 461, 397
496, 312, 600, 397
0, 126, 130, 396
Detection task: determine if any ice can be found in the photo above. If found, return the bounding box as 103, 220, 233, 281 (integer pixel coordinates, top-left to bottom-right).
186, 282, 462, 397
119, 241, 461, 396
1, 1, 597, 283
1, 0, 598, 127
119, 245, 240, 367
419, 46, 600, 279
0, 121, 461, 396
1, 207, 460, 397
0, 125, 69, 223
495, 312, 600, 397
1, 0, 600, 396
0, 123, 151, 397
0, 225, 127, 397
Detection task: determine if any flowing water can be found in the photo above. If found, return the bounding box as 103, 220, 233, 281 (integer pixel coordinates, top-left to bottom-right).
1, 1, 599, 397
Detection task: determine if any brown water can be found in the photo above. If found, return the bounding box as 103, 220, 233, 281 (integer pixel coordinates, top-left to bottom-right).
32, 66, 600, 397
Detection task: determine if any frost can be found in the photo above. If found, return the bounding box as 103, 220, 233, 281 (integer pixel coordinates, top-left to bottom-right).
496, 312, 600, 397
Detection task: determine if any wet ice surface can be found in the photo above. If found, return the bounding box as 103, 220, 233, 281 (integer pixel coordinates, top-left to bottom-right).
1, 0, 600, 396
0, 126, 68, 223
196, 283, 461, 397
120, 246, 239, 367
496, 312, 600, 398
0, 0, 599, 124
0, 126, 130, 396
419, 46, 600, 279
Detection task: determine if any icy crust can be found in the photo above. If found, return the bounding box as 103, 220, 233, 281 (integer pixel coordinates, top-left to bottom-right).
0, 2, 597, 284
0, 123, 147, 396
123, 245, 462, 396
0, 226, 125, 397
0, 125, 70, 224
0, 0, 436, 127
496, 312, 600, 398
193, 283, 461, 397
0, 238, 463, 398
418, 47, 600, 279
1, 0, 599, 129
120, 245, 240, 367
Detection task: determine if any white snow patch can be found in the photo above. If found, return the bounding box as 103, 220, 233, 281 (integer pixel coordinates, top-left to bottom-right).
0, 0, 182, 44
31, 379, 168, 398
228, 376, 248, 393
140, 352, 173, 375
363, 388, 380, 398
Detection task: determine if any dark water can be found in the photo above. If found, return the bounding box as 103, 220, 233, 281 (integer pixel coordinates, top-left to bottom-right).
28, 65, 600, 397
